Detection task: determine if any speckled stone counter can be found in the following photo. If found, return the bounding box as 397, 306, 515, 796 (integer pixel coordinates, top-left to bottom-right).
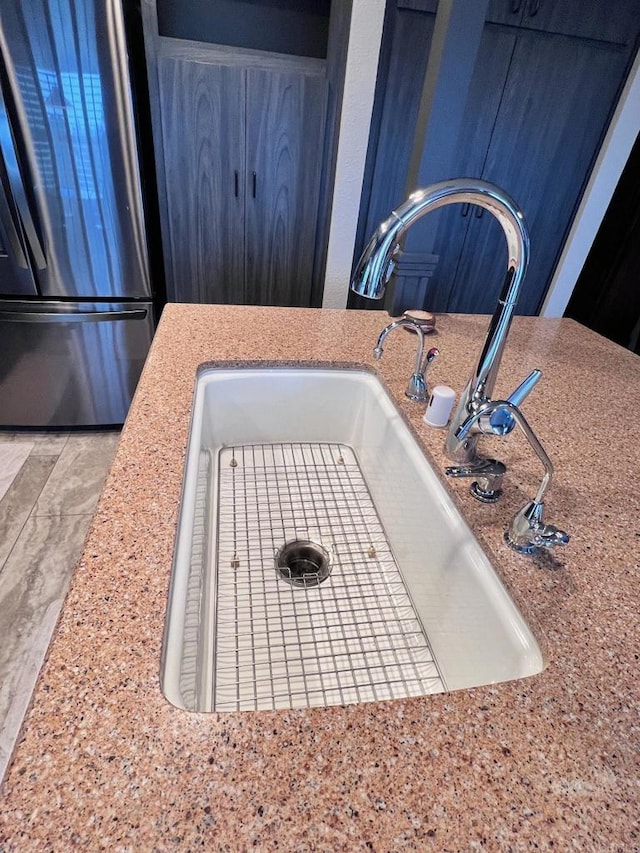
1, 305, 639, 851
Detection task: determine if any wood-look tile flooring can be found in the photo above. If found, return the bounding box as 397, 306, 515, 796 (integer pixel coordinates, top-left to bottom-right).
0, 430, 119, 783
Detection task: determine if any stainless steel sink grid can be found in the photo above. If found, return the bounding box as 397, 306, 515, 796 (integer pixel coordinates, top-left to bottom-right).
204, 442, 445, 712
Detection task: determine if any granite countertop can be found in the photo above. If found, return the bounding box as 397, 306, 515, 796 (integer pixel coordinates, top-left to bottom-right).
1, 304, 639, 851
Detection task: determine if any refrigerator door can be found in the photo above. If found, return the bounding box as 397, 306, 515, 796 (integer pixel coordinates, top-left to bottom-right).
0, 0, 150, 299
0, 300, 154, 427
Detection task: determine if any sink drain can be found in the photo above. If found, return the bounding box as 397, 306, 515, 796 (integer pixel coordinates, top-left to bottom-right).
275, 539, 332, 588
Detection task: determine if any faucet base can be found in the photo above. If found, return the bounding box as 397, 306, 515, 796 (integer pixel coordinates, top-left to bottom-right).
504, 500, 570, 555
444, 381, 485, 464
404, 373, 428, 402
470, 481, 502, 504
445, 427, 486, 465
504, 529, 538, 555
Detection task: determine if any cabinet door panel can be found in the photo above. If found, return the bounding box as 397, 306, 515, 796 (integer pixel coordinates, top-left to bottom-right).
158, 58, 245, 303
486, 0, 525, 27
518, 0, 640, 45
245, 69, 326, 307
361, 9, 435, 244
425, 25, 516, 310
447, 33, 628, 315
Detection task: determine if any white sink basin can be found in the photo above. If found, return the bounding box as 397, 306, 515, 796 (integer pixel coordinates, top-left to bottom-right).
162, 366, 544, 712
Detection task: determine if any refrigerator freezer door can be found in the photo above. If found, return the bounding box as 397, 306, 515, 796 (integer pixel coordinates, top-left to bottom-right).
0, 300, 154, 427
0, 0, 151, 299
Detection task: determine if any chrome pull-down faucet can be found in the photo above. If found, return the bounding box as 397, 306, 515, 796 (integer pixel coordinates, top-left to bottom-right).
351, 178, 569, 555
351, 178, 532, 465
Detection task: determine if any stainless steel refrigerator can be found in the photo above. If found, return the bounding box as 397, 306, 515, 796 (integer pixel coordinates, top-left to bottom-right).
0, 0, 155, 427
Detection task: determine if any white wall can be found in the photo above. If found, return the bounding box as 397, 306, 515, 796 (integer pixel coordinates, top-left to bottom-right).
321, 0, 386, 309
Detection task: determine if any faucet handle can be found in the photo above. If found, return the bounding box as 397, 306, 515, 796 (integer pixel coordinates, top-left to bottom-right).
507, 369, 542, 407
420, 346, 439, 376
445, 458, 507, 503
532, 525, 570, 549
477, 370, 543, 437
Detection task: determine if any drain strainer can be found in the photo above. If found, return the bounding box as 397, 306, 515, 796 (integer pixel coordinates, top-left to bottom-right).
275, 539, 332, 588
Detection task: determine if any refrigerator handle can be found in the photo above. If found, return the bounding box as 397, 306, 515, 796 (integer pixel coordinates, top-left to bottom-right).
1, 307, 148, 324
0, 63, 47, 270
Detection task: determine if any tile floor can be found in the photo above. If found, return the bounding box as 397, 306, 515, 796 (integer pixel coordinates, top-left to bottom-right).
0, 430, 120, 782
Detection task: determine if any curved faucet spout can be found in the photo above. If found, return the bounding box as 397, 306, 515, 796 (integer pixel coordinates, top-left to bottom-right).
374, 317, 439, 402
350, 178, 530, 464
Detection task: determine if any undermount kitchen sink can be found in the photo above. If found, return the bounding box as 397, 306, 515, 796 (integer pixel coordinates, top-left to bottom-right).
162, 365, 544, 712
